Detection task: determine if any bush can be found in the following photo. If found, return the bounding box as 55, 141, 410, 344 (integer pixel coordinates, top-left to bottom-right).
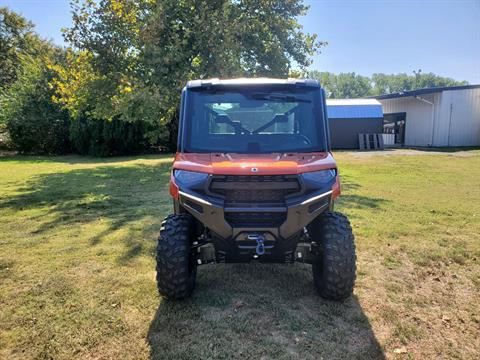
0, 125, 13, 150
69, 116, 151, 156
2, 55, 71, 154
1, 45, 157, 157
1, 51, 152, 156
7, 107, 70, 154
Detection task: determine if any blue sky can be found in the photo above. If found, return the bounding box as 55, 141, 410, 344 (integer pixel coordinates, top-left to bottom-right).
2, 0, 479, 83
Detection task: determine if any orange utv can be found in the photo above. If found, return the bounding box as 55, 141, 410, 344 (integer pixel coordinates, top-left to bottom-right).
156, 78, 356, 301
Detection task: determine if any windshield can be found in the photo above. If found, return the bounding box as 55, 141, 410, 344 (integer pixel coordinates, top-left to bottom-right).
181, 86, 327, 153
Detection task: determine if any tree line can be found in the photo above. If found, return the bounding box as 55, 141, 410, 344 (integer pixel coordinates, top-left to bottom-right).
308, 70, 467, 99
0, 2, 467, 156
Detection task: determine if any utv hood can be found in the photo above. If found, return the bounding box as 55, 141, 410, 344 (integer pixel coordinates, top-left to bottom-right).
173, 152, 337, 175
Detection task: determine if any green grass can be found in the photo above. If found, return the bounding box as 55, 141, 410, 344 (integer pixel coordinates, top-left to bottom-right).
0, 150, 479, 359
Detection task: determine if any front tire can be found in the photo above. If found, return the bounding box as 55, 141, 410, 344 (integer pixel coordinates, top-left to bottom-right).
311, 211, 356, 301
156, 214, 197, 300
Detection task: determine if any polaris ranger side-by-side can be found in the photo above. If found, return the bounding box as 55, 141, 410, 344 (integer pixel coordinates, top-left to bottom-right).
156, 78, 356, 301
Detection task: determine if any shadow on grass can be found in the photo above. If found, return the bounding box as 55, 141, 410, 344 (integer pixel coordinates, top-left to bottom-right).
2, 156, 388, 358
337, 194, 388, 210
405, 146, 480, 153
148, 173, 386, 358
337, 174, 389, 211
148, 263, 385, 359
0, 162, 172, 263
0, 153, 173, 164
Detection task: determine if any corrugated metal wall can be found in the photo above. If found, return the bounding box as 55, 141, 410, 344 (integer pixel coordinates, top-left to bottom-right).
380, 94, 439, 146
380, 89, 480, 147
435, 88, 480, 146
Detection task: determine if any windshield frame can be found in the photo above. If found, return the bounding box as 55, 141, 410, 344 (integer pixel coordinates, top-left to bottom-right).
178, 84, 329, 154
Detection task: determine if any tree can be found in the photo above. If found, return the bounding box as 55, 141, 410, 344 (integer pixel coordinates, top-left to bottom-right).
335, 73, 372, 98
0, 7, 43, 90
308, 71, 372, 98
309, 70, 468, 98
53, 0, 324, 149
371, 71, 467, 95
1, 8, 62, 150
1, 49, 71, 154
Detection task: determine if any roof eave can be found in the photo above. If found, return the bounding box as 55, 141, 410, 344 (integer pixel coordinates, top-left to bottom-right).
374, 84, 480, 100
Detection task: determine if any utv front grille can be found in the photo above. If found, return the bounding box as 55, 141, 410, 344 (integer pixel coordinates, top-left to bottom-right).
224, 211, 287, 227
209, 175, 300, 228
209, 175, 301, 207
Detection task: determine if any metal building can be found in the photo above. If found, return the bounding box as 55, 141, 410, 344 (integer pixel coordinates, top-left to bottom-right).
376, 85, 480, 147
326, 99, 384, 149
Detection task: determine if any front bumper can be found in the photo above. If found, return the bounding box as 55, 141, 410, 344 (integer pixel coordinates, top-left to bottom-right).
178, 188, 333, 240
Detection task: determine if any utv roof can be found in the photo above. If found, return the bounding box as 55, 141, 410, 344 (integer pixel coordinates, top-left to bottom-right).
186, 78, 320, 89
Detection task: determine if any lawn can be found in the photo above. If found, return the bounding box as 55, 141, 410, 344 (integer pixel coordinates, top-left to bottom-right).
0, 150, 479, 359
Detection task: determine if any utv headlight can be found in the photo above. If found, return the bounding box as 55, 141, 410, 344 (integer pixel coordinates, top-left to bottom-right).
173, 169, 209, 187
301, 169, 336, 186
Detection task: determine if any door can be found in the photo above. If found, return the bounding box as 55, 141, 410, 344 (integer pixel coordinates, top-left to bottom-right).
383, 113, 406, 144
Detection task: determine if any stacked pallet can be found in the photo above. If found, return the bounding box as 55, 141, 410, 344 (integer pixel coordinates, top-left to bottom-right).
358, 133, 384, 150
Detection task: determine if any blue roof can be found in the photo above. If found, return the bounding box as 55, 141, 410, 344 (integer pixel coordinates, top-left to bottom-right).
326, 99, 383, 119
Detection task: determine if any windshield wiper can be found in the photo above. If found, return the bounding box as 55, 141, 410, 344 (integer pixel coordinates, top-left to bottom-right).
250, 93, 311, 103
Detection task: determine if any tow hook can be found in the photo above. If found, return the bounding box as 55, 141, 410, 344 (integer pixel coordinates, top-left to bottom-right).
248, 234, 265, 255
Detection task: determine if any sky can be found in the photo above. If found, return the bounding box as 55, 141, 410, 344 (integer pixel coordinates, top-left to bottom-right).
1, 0, 479, 83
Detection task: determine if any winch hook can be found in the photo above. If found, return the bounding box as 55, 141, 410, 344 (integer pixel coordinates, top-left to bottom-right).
255, 236, 265, 256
